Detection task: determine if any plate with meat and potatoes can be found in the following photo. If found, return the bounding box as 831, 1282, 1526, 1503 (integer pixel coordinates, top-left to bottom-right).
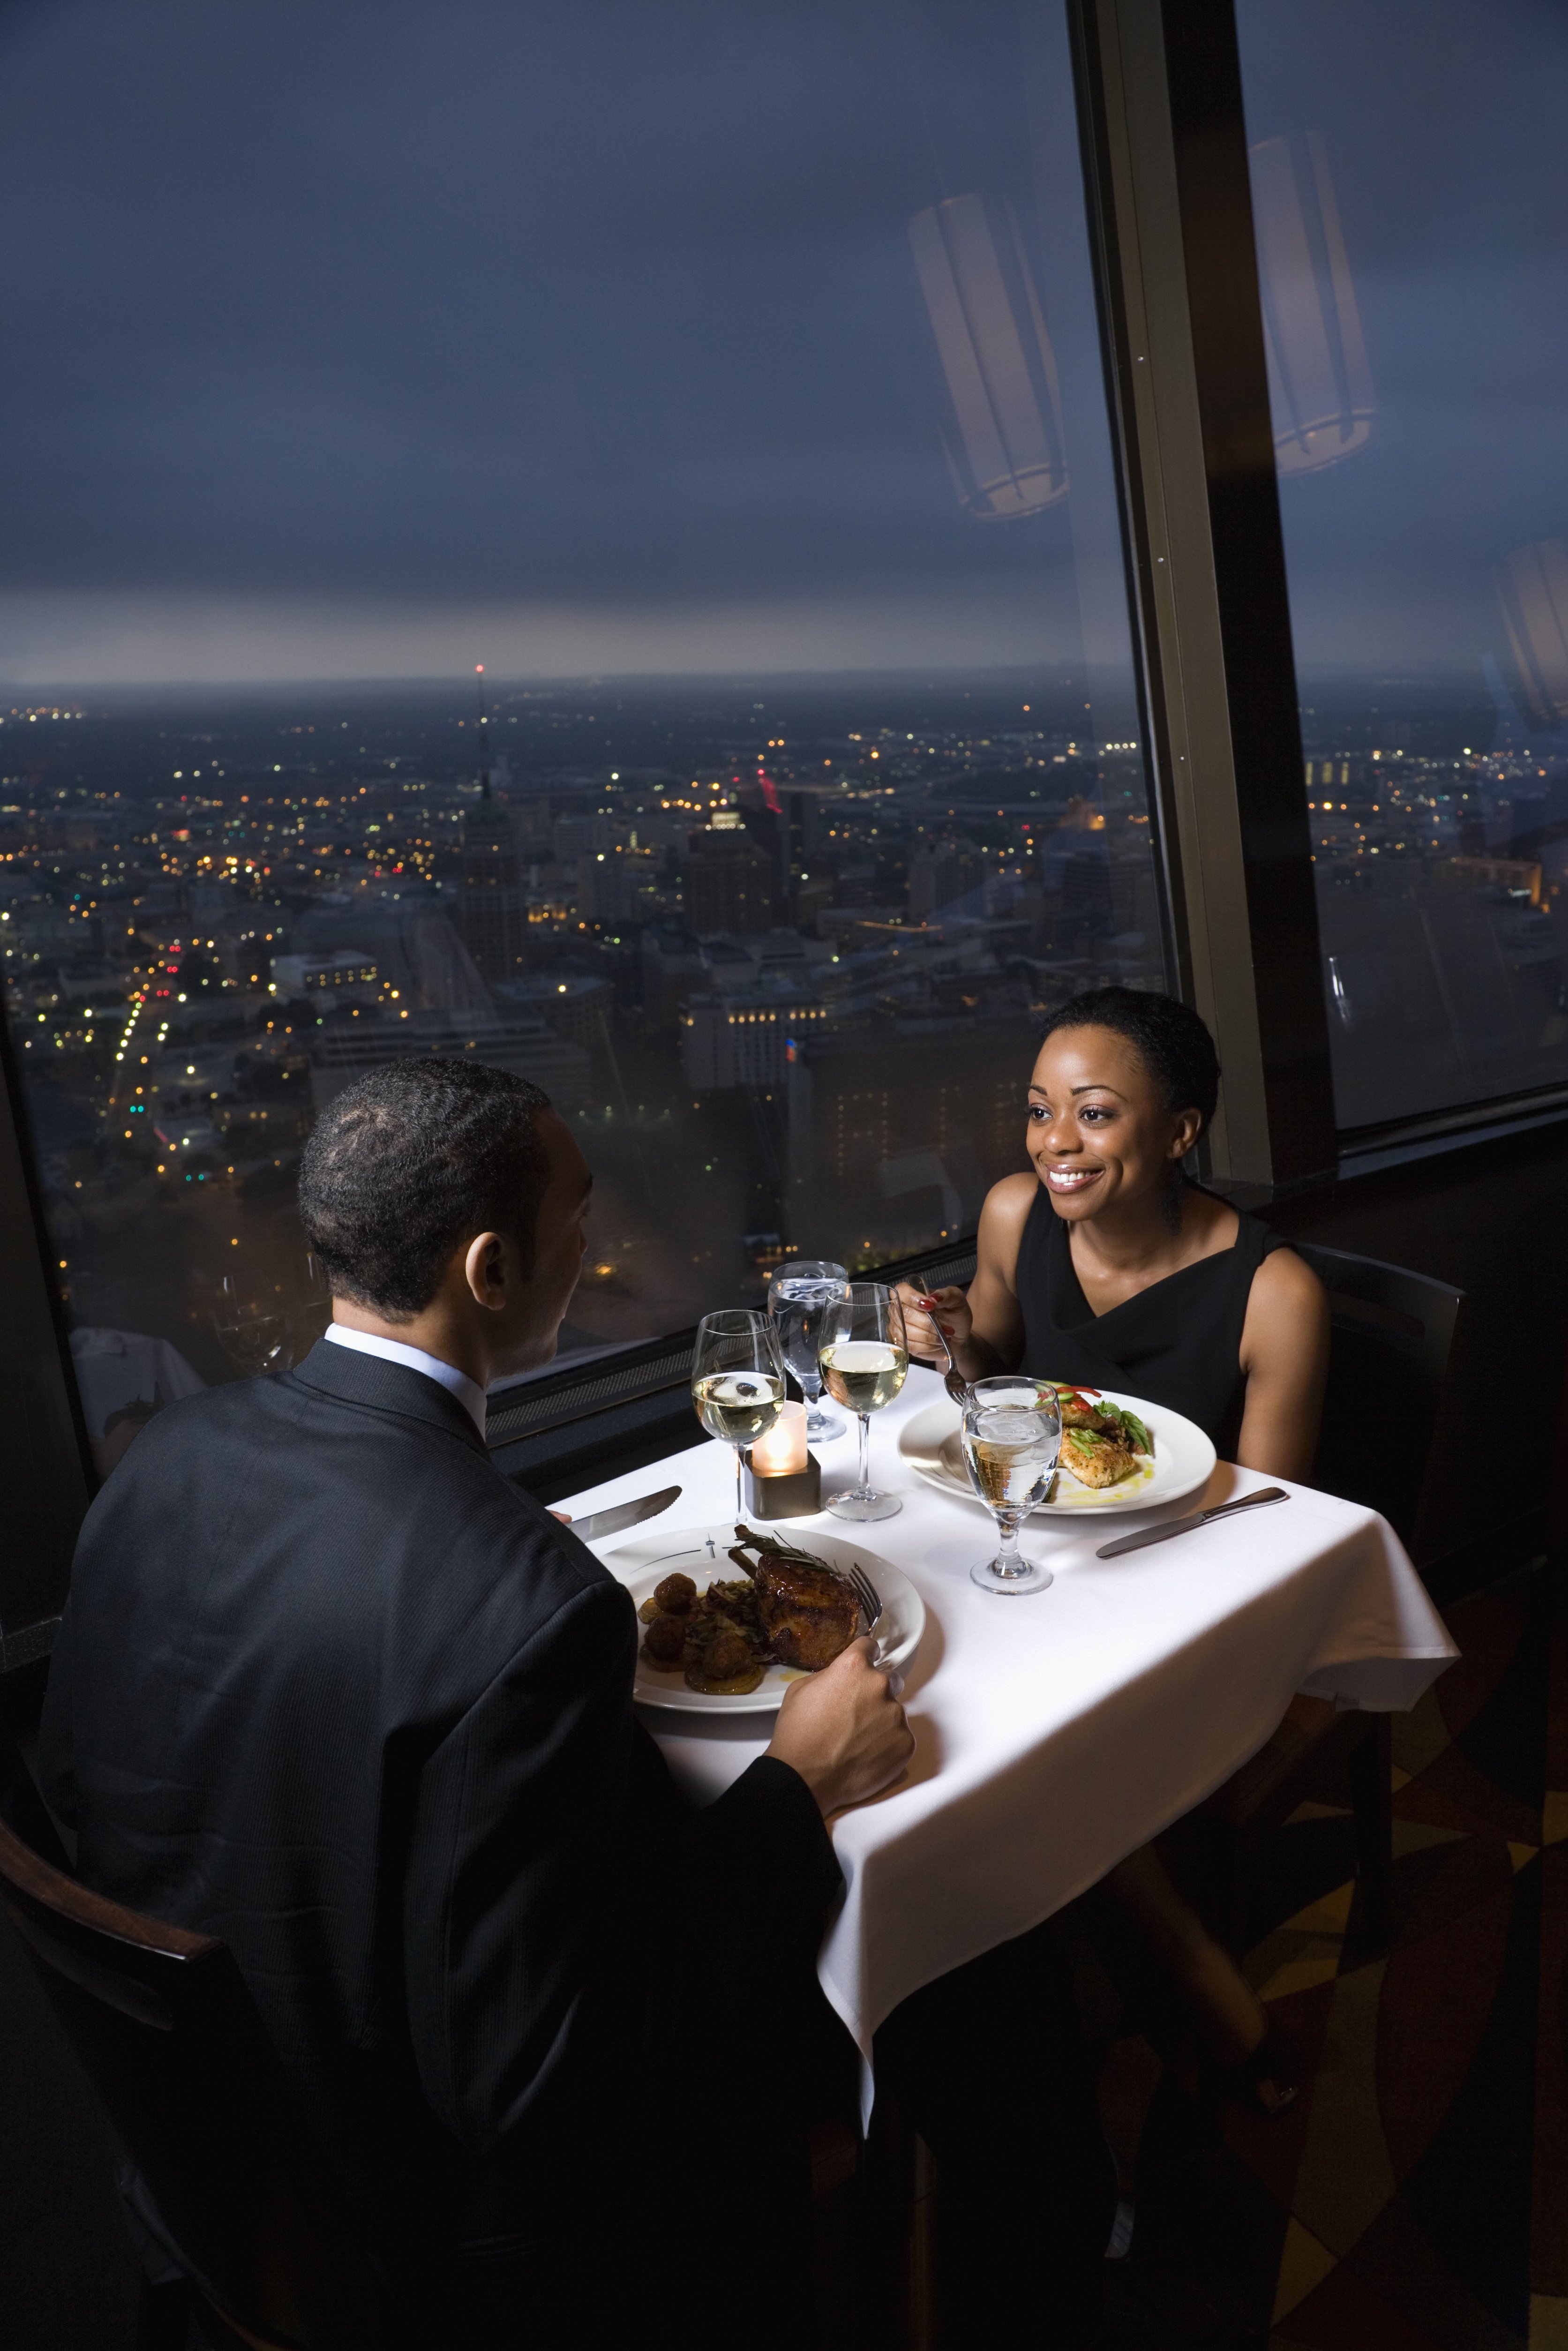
593, 1522, 925, 1713
898, 1384, 1216, 1516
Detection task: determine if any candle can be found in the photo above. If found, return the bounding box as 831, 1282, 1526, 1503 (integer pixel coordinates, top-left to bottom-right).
751, 1400, 808, 1477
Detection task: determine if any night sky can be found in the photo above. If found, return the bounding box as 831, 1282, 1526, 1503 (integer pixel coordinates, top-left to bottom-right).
1, 0, 1564, 686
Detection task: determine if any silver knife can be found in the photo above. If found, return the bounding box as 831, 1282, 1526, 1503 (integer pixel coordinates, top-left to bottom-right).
1095, 1486, 1288, 1560
570, 1486, 682, 1545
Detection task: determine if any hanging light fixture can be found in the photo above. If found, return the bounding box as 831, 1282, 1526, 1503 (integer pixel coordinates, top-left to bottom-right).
908, 192, 1067, 521
1496, 539, 1568, 726
1249, 131, 1374, 476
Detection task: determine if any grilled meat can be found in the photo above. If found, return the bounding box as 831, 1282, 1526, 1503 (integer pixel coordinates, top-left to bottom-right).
730, 1526, 861, 1671
1058, 1425, 1137, 1488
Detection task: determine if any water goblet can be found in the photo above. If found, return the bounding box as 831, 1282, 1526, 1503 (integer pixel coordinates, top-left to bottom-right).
817, 1283, 908, 1522
691, 1309, 788, 1518
767, 1260, 849, 1442
961, 1377, 1061, 1594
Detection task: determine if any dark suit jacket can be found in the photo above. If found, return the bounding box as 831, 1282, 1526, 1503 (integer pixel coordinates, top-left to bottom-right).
38, 1339, 840, 2295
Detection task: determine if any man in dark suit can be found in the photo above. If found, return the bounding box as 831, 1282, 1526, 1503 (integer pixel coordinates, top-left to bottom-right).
38, 1059, 912, 2346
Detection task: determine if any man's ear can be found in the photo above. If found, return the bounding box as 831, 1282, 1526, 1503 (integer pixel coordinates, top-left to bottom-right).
463, 1231, 508, 1309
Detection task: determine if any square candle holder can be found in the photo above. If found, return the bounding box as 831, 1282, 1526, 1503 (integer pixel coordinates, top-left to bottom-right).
741, 1450, 823, 1520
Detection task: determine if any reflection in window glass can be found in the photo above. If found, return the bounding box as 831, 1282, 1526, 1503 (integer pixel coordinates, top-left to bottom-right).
0, 1, 1163, 1452
1237, 1, 1568, 1131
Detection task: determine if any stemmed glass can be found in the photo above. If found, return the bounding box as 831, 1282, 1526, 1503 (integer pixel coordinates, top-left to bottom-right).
961, 1378, 1061, 1595
817, 1283, 908, 1523
211, 1270, 293, 1376
767, 1260, 849, 1442
691, 1309, 788, 1518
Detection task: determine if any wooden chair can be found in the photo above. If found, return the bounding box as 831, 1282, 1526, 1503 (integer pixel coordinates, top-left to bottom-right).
0, 1813, 395, 2351
1196, 1243, 1464, 1956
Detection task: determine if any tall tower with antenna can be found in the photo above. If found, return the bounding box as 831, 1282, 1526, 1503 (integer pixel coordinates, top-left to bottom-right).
457, 661, 528, 985
475, 661, 490, 795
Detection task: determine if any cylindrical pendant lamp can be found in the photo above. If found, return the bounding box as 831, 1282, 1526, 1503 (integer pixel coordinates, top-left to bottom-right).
1249, 131, 1374, 476
1496, 539, 1568, 726
908, 193, 1068, 521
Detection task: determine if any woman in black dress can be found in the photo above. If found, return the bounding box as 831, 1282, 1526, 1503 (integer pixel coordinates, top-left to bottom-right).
899, 986, 1329, 2112
903, 985, 1327, 1474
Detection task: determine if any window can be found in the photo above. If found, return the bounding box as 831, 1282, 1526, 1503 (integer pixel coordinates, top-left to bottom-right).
1235, 0, 1568, 1132
0, 0, 1163, 1467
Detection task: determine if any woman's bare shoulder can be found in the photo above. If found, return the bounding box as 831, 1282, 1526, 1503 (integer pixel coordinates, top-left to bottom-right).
980, 1172, 1039, 1236
1248, 1242, 1330, 1331
976, 1173, 1040, 1275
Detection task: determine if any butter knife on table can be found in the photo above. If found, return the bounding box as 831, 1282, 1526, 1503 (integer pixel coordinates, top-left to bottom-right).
569, 1486, 682, 1545
1095, 1486, 1287, 1560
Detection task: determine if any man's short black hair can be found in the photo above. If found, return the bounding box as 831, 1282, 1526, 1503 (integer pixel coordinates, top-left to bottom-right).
298, 1058, 554, 1318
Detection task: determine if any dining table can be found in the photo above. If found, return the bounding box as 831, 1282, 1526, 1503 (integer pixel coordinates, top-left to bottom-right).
559, 1365, 1457, 2118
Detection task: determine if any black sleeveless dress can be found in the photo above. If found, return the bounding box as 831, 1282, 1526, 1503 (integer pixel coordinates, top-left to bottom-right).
1014, 1185, 1287, 1460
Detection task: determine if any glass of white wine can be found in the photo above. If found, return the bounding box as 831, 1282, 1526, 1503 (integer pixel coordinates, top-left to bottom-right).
961, 1378, 1062, 1595
817, 1282, 908, 1523
691, 1309, 788, 1517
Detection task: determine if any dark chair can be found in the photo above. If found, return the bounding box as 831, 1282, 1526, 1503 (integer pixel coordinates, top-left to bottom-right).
1198, 1244, 1464, 1956
1289, 1242, 1464, 1562
0, 1813, 395, 2351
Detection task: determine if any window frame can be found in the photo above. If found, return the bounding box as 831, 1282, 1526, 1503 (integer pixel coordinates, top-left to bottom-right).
3, 0, 1556, 1647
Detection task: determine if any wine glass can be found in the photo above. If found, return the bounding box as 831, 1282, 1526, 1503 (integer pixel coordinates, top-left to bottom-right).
211, 1270, 293, 1377
767, 1260, 849, 1442
817, 1283, 908, 1522
691, 1309, 787, 1518
961, 1378, 1061, 1595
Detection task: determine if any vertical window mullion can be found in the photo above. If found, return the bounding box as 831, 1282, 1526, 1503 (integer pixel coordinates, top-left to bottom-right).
1070, 0, 1335, 1192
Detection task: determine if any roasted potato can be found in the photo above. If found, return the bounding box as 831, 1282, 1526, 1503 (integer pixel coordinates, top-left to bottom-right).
653, 1572, 698, 1616
641, 1613, 687, 1668
695, 1622, 755, 1682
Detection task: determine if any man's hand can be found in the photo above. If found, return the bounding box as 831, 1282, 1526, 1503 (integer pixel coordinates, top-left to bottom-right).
765, 1637, 914, 1818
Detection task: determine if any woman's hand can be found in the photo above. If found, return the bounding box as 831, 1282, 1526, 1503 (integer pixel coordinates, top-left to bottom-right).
894, 1282, 972, 1369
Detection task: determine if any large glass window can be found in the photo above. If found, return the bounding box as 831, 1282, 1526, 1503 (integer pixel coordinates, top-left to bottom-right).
0, 0, 1162, 1464
1235, 0, 1568, 1132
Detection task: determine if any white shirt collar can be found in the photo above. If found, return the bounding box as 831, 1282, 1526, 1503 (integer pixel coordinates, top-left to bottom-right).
324, 1322, 488, 1438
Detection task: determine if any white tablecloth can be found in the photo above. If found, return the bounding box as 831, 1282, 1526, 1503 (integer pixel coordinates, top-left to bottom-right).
559, 1369, 1456, 2096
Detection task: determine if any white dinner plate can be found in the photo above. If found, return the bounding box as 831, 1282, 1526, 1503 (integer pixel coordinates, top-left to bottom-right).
592, 1521, 925, 1714
897, 1387, 1216, 1517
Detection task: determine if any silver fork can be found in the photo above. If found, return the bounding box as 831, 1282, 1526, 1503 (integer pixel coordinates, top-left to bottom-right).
910, 1290, 973, 1410
845, 1562, 882, 1636
844, 1563, 903, 1688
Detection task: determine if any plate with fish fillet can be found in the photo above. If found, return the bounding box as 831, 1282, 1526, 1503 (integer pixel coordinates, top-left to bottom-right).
593, 1521, 925, 1713
898, 1385, 1215, 1516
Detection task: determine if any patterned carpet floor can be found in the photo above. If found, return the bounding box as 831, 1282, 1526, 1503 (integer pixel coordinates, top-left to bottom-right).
1112, 1558, 1568, 2351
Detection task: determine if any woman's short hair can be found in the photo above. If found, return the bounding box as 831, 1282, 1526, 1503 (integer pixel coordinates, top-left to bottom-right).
1037, 986, 1221, 1138
298, 1058, 553, 1317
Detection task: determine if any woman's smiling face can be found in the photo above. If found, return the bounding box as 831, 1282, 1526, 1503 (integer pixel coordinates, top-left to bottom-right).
1026, 1024, 1201, 1222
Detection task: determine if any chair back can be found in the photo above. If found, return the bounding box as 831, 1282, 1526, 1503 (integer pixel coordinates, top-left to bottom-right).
0, 1814, 393, 2351
1290, 1241, 1463, 1551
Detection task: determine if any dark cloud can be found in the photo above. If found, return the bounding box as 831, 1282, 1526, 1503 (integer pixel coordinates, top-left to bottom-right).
1236, 0, 1568, 669
1, 0, 1563, 680
0, 0, 1062, 611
